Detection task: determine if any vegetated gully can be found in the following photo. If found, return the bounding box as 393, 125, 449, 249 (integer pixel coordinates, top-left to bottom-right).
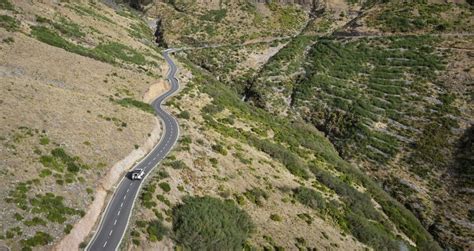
87, 49, 179, 251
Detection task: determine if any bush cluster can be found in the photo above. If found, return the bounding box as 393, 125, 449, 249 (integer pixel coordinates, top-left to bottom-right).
172, 196, 253, 250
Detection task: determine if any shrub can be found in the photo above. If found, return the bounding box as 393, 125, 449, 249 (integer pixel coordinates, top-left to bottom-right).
116, 98, 154, 114
30, 26, 148, 66
2, 37, 14, 43
39, 137, 49, 145
201, 103, 224, 114
294, 187, 326, 211
24, 217, 46, 227
0, 15, 19, 31
201, 9, 227, 22
0, 0, 14, 10
212, 143, 228, 155
21, 231, 53, 248
178, 110, 191, 119
270, 214, 282, 221
94, 42, 146, 65
64, 224, 73, 234
30, 193, 81, 223
243, 188, 268, 206
172, 196, 253, 250
14, 213, 23, 221
159, 182, 171, 193
167, 160, 187, 169
146, 220, 168, 241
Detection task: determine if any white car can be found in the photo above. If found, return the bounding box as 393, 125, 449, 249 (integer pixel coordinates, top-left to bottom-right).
131, 169, 145, 180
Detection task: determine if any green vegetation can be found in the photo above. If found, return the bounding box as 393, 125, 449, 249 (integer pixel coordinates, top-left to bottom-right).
24, 217, 46, 227
294, 187, 326, 211
294, 36, 448, 168
21, 231, 53, 249
30, 192, 83, 223
244, 188, 268, 206
31, 26, 149, 65
178, 110, 190, 119
146, 220, 168, 241
129, 20, 154, 40
371, 3, 473, 32
269, 214, 282, 221
95, 42, 147, 65
67, 4, 114, 24
2, 36, 14, 43
141, 184, 156, 209
115, 98, 154, 114
158, 182, 171, 193
40, 147, 87, 174
39, 137, 50, 145
165, 160, 187, 169
0, 0, 14, 10
49, 17, 86, 38
267, 3, 305, 30
172, 196, 253, 250
212, 143, 228, 155
0, 15, 19, 31
179, 54, 440, 250
201, 9, 227, 22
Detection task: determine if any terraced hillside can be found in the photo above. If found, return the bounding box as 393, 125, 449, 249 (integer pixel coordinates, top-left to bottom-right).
177, 1, 474, 249
242, 2, 474, 249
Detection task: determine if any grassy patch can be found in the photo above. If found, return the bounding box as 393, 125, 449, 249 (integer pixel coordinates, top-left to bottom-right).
21, 231, 53, 249
158, 182, 171, 193
177, 110, 190, 119
40, 147, 87, 174
95, 42, 147, 65
200, 9, 227, 22
30, 26, 148, 65
294, 186, 326, 211
30, 192, 83, 223
68, 4, 114, 24
172, 196, 253, 250
115, 98, 154, 114
129, 20, 154, 40
0, 0, 14, 10
146, 220, 168, 241
370, 3, 472, 33
244, 188, 268, 207
0, 15, 19, 31
165, 160, 187, 169
141, 184, 156, 209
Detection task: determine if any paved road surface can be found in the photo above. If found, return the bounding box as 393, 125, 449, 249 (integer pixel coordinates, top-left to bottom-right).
87, 49, 179, 251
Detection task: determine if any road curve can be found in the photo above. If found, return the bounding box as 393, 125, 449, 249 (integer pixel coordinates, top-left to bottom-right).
87, 50, 180, 251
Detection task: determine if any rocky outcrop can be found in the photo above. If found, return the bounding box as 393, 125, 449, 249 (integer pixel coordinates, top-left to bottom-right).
127, 0, 154, 11
154, 18, 168, 48
252, 0, 324, 11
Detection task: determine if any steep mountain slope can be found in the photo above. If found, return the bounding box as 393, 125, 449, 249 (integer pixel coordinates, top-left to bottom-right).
179, 1, 473, 249
147, 0, 309, 46
121, 1, 443, 251
0, 1, 167, 250
0, 0, 469, 250
173, 1, 473, 250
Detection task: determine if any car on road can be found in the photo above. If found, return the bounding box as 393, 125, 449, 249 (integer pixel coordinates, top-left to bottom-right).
130, 169, 145, 180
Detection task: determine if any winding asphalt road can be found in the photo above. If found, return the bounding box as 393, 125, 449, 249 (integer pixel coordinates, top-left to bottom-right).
87, 49, 180, 251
